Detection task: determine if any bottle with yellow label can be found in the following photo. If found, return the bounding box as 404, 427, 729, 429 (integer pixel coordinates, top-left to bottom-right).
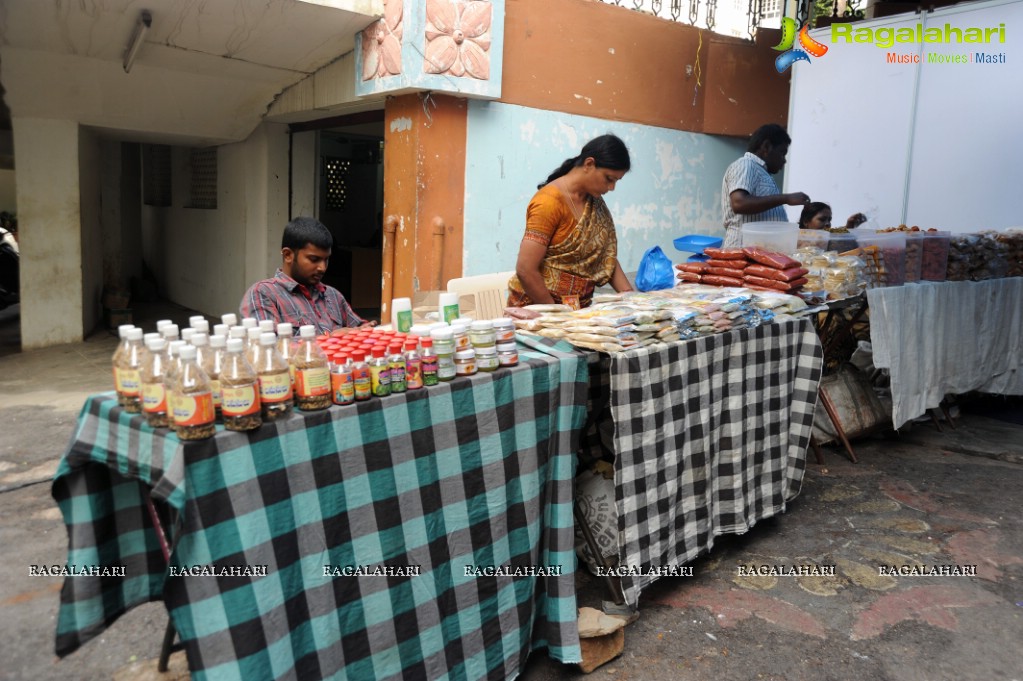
114, 327, 146, 413
293, 325, 332, 411
171, 345, 216, 440
220, 338, 263, 432
140, 336, 170, 428
256, 332, 293, 421
112, 323, 136, 398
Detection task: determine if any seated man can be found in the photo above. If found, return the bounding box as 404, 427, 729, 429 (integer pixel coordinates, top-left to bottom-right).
240, 217, 375, 334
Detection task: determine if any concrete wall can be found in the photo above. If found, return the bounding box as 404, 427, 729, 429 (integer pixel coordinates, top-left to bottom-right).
140, 122, 289, 320
79, 127, 103, 336
463, 101, 745, 277
0, 169, 15, 213
12, 118, 83, 348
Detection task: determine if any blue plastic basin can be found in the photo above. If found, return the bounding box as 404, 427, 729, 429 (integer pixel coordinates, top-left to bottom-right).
674, 235, 724, 253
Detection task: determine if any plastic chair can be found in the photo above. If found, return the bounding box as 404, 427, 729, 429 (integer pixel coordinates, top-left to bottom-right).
446, 271, 515, 320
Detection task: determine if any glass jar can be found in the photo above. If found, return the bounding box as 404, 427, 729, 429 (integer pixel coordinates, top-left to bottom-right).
454, 349, 477, 376
431, 328, 456, 382
469, 320, 496, 349
476, 345, 499, 372
493, 318, 515, 344
496, 341, 519, 367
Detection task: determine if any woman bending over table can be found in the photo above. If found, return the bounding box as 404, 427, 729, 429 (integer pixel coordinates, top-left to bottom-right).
507, 134, 635, 310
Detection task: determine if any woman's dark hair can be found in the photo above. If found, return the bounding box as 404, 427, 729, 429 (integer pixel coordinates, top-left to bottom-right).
747, 123, 791, 154
540, 134, 631, 188
282, 216, 333, 251
798, 202, 831, 229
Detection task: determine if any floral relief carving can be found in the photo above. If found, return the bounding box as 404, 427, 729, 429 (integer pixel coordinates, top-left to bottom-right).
424, 0, 492, 79
361, 0, 403, 81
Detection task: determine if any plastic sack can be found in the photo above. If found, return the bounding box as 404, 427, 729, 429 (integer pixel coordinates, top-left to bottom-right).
635, 245, 676, 292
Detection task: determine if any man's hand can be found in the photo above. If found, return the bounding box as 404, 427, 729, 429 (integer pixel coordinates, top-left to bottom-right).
785, 192, 811, 206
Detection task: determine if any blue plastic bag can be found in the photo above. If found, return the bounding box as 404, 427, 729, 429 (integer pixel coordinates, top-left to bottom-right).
635, 245, 675, 292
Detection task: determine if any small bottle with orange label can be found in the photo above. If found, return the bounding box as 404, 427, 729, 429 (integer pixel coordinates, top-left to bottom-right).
114, 327, 145, 413
171, 345, 216, 440
256, 332, 293, 421
220, 338, 263, 432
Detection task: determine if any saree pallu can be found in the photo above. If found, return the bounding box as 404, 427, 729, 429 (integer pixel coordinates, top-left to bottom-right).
508, 194, 618, 309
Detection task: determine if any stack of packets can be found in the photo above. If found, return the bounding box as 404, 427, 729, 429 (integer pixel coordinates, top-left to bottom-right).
791, 248, 872, 300
675, 247, 809, 293
508, 286, 808, 353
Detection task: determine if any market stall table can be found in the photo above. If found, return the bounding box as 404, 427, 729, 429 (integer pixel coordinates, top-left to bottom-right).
867, 278, 1023, 429
52, 345, 589, 681
540, 316, 824, 606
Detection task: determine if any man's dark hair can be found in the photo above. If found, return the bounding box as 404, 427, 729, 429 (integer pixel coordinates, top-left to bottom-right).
282, 216, 333, 251
747, 124, 791, 153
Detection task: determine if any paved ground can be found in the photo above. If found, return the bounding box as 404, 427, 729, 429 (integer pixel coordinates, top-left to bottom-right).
1, 304, 1021, 681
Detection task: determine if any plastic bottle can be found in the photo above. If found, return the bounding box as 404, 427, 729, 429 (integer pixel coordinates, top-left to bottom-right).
256, 332, 293, 421
155, 319, 173, 333
161, 323, 180, 343
431, 328, 456, 382
404, 341, 423, 390
181, 328, 196, 345
420, 337, 438, 387
111, 324, 137, 396
331, 352, 355, 406
368, 346, 391, 397
213, 323, 229, 339
259, 319, 276, 336
221, 313, 238, 328
293, 325, 332, 411
219, 338, 263, 432
163, 341, 187, 432
241, 317, 258, 330
388, 343, 407, 393
140, 337, 170, 428
276, 323, 296, 393
191, 318, 210, 336
247, 327, 263, 366
438, 292, 460, 324
204, 334, 227, 420
351, 350, 372, 401
171, 345, 216, 440
114, 328, 146, 412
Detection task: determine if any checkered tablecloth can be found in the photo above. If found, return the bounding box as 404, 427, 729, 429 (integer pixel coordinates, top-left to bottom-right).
607, 318, 823, 605
52, 345, 588, 680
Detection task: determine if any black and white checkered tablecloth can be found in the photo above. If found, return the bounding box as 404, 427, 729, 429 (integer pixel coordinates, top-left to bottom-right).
606, 317, 823, 604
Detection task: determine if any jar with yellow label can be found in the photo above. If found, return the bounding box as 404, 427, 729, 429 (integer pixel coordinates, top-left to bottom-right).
492, 318, 515, 343
454, 349, 477, 376
451, 322, 471, 351
476, 345, 499, 372
496, 341, 519, 367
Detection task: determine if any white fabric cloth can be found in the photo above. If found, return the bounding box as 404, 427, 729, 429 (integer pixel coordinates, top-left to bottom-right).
868, 279, 1023, 428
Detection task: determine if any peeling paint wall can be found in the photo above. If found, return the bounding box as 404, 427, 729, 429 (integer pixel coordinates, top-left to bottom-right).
463, 101, 745, 277
13, 118, 83, 349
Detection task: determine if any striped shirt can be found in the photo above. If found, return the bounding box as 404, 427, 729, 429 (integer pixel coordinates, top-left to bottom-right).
240, 269, 365, 335
721, 152, 788, 247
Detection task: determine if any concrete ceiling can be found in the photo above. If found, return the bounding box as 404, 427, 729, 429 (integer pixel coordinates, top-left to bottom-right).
0, 0, 384, 146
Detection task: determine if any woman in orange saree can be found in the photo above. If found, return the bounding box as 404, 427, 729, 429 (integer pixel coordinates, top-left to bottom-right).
507, 135, 635, 309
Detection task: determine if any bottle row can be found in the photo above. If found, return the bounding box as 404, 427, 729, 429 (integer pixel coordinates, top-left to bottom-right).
111, 313, 520, 441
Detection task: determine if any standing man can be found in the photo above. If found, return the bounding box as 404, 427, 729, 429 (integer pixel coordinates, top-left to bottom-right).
240, 216, 375, 334
721, 123, 811, 247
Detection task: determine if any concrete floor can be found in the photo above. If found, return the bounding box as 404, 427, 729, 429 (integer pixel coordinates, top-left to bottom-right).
1, 304, 1021, 681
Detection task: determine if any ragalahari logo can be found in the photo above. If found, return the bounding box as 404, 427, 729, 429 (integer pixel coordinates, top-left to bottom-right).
773, 17, 829, 72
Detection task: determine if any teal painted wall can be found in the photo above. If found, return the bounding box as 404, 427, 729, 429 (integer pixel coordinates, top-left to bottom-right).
463, 101, 746, 277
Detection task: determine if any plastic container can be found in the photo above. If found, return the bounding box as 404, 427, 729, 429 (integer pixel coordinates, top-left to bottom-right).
350, 350, 372, 401
140, 337, 170, 428
921, 231, 951, 281
827, 233, 859, 254
741, 222, 799, 254
114, 328, 146, 413
438, 292, 460, 324
171, 345, 216, 440
904, 232, 924, 283
476, 345, 499, 372
492, 318, 515, 343
220, 338, 263, 431
256, 332, 293, 421
673, 234, 723, 254
391, 297, 413, 332
420, 338, 439, 386
496, 341, 519, 367
454, 349, 477, 376
293, 325, 332, 411
369, 346, 391, 397
331, 352, 355, 406
857, 232, 907, 286
404, 341, 423, 390
797, 229, 830, 250
388, 343, 407, 393
469, 320, 496, 348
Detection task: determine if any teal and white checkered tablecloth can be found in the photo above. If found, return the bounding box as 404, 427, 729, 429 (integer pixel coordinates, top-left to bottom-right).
52, 343, 588, 681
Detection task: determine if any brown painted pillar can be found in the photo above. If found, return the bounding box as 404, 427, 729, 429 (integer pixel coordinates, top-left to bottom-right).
382, 94, 466, 313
